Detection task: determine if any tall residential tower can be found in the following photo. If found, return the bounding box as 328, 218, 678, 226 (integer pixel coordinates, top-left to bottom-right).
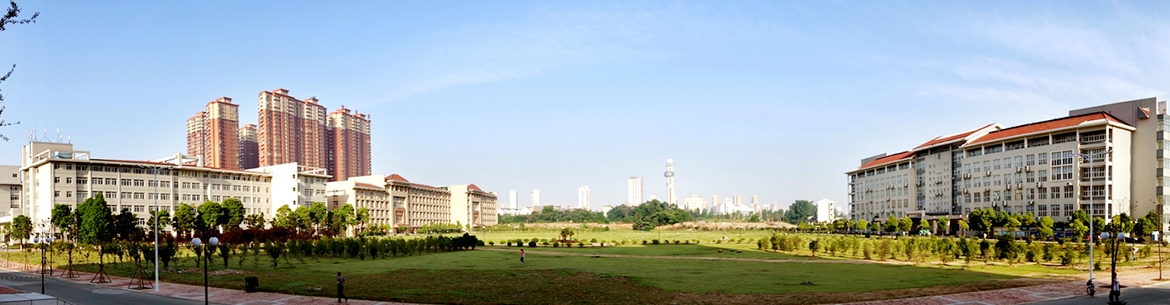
186, 97, 240, 169
325, 106, 372, 182
627, 176, 643, 205
257, 88, 327, 169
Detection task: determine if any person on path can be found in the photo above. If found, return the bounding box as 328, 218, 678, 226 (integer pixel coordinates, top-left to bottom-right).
337, 271, 348, 303
520, 249, 525, 263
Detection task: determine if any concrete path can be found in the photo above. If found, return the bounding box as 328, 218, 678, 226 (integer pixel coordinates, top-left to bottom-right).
0, 260, 420, 305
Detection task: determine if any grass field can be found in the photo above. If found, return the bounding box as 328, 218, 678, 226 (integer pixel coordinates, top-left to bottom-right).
0, 228, 1120, 305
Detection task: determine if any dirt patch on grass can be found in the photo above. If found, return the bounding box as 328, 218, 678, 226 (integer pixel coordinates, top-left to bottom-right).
670, 278, 1069, 305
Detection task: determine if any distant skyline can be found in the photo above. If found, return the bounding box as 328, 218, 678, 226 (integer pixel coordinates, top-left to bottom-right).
4, 1, 1170, 211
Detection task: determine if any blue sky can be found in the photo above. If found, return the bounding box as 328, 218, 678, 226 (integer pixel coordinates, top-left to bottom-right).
2, 1, 1169, 211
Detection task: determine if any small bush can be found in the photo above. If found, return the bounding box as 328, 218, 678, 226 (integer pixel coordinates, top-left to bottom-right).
652, 239, 660, 245
642, 240, 648, 245
553, 242, 560, 247
528, 241, 537, 247
488, 241, 494, 246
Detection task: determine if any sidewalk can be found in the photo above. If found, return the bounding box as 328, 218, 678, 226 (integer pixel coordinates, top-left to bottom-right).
0, 261, 419, 305
841, 270, 1170, 305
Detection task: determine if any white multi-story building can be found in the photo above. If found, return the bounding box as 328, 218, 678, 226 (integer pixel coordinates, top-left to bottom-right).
684, 195, 705, 212
508, 189, 517, 209
531, 189, 540, 209
15, 141, 328, 226
0, 166, 19, 218
849, 98, 1170, 232
627, 176, 643, 205
577, 185, 590, 210
815, 199, 835, 223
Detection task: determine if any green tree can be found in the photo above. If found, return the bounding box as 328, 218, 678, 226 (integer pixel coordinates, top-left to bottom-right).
917, 218, 930, 234
899, 216, 912, 234
78, 193, 115, 272
244, 213, 266, 229
958, 219, 969, 232
293, 206, 312, 232
51, 204, 73, 238
968, 208, 994, 235
356, 207, 370, 232
938, 216, 949, 235
883, 215, 898, 233
856, 219, 868, 232
198, 200, 225, 232
336, 204, 355, 235
749, 214, 761, 223
784, 200, 816, 223
1133, 213, 1156, 239
1070, 219, 1089, 241
308, 201, 328, 234
146, 209, 170, 235
273, 205, 294, 228
1037, 216, 1055, 240
10, 214, 30, 246
113, 209, 140, 240
221, 198, 245, 230
172, 203, 197, 237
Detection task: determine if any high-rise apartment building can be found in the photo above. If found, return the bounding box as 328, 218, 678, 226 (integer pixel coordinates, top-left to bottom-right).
238, 124, 259, 169
684, 195, 704, 211
508, 190, 517, 209
532, 189, 541, 208
627, 176, 643, 205
578, 185, 591, 210
258, 88, 327, 169
733, 195, 742, 206
849, 98, 1170, 233
186, 97, 240, 169
325, 107, 371, 182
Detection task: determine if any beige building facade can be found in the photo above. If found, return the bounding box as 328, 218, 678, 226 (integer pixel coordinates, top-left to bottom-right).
849, 98, 1170, 232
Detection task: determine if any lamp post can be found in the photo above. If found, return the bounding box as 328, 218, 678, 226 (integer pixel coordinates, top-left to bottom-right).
1074, 149, 1111, 289
139, 165, 173, 293
1101, 231, 1126, 302
191, 236, 218, 305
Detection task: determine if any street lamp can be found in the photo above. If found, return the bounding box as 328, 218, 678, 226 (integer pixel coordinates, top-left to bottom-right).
1074, 149, 1111, 289
1101, 231, 1126, 302
139, 165, 173, 293
191, 236, 218, 305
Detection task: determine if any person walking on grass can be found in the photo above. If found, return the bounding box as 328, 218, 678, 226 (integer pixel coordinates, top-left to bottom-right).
520, 249, 525, 263
337, 271, 348, 303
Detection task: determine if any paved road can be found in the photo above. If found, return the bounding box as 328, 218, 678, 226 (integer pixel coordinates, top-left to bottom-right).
0, 268, 212, 305
1029, 280, 1170, 305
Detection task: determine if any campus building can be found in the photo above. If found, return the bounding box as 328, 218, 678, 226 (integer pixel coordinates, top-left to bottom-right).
848, 98, 1170, 232
14, 141, 328, 226
0, 166, 19, 218
325, 176, 391, 228
448, 184, 498, 228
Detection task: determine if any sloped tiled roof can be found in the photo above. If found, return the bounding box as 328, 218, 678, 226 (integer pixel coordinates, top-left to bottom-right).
468, 184, 482, 191
856, 151, 914, 171
385, 174, 409, 182
913, 123, 997, 150
354, 182, 383, 190
965, 112, 1130, 146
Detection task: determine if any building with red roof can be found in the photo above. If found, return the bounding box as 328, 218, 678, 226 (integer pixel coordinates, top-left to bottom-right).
848, 98, 1170, 234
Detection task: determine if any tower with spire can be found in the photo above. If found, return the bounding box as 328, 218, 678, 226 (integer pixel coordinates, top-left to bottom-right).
665, 158, 676, 205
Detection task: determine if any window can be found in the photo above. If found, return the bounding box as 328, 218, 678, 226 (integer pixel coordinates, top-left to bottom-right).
1026, 188, 1035, 200
133, 192, 145, 199
1052, 166, 1074, 181
1038, 187, 1047, 199
66, 191, 72, 198
119, 167, 130, 173
160, 193, 170, 200
1014, 173, 1022, 184
1063, 186, 1074, 198
106, 178, 117, 185
1051, 187, 1061, 199
76, 178, 87, 185
1014, 156, 1023, 168
121, 179, 131, 186
1038, 170, 1048, 182
121, 192, 131, 199
994, 159, 1002, 170
133, 168, 144, 174
1038, 153, 1048, 165
54, 177, 60, 183
54, 191, 59, 197
92, 178, 102, 185
105, 191, 116, 198
133, 179, 145, 187
1003, 158, 1012, 169
1026, 172, 1035, 183
993, 175, 1001, 186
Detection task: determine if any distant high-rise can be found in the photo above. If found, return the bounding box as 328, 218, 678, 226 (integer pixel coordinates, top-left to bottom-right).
186, 97, 240, 169
258, 88, 327, 169
627, 176, 643, 205
578, 185, 591, 210
665, 159, 676, 205
733, 195, 742, 206
531, 189, 541, 208
712, 195, 719, 209
751, 195, 758, 206
238, 124, 259, 169
508, 190, 517, 209
325, 106, 372, 182
684, 195, 704, 211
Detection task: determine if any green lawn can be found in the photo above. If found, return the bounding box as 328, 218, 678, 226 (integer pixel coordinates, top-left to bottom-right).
0, 230, 1113, 305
